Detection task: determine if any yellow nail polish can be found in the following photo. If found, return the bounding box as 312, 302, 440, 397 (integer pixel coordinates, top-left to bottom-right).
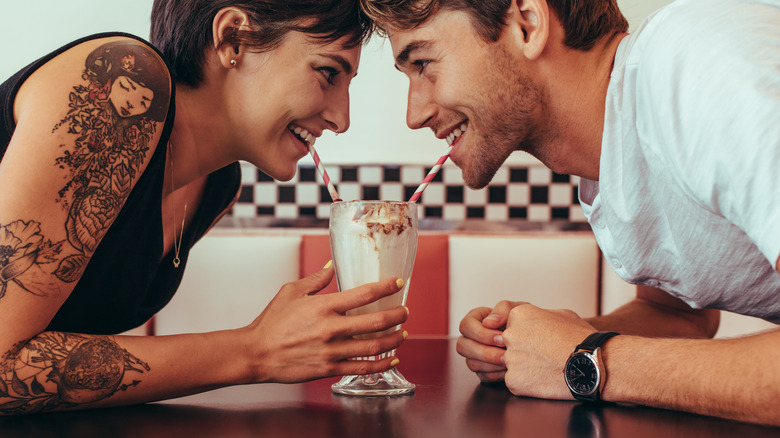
403, 306, 410, 316
396, 278, 405, 288
402, 330, 408, 340
323, 260, 333, 269
390, 358, 400, 367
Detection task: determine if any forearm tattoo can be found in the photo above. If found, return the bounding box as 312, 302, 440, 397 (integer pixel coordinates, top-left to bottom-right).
0, 333, 150, 414
0, 41, 169, 302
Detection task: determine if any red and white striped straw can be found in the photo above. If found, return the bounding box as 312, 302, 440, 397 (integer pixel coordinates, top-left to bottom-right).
409, 145, 453, 203
308, 144, 341, 202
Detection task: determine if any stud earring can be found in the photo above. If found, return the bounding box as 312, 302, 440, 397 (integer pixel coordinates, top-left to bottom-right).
230, 60, 236, 66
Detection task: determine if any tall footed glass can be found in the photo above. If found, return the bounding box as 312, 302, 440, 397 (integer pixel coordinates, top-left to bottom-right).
329, 200, 418, 396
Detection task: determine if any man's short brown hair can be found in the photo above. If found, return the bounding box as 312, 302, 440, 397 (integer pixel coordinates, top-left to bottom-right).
361, 0, 628, 50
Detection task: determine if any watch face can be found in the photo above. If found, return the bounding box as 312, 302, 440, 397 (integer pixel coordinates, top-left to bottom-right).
565, 353, 599, 395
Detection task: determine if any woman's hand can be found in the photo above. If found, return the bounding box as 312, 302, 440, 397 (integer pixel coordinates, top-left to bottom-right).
243, 262, 409, 384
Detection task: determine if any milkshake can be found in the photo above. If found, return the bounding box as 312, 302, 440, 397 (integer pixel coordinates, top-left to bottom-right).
330, 201, 417, 338
329, 200, 418, 396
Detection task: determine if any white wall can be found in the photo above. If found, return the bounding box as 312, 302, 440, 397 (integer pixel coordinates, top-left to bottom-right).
1, 2, 154, 76
1, 0, 672, 166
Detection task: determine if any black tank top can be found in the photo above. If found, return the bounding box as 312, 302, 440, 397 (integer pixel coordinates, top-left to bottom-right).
0, 33, 240, 334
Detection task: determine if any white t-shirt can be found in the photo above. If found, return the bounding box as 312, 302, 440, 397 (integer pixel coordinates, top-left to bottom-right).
579, 0, 780, 322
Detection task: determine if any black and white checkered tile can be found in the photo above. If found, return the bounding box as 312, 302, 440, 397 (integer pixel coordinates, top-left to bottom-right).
230, 162, 585, 222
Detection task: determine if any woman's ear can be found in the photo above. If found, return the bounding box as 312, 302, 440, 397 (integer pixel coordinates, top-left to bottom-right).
503, 0, 549, 60
212, 7, 250, 69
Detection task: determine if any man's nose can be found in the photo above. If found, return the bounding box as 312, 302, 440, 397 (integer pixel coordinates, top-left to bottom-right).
406, 82, 436, 130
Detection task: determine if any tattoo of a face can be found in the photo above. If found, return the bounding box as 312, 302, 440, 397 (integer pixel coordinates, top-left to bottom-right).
0, 333, 150, 414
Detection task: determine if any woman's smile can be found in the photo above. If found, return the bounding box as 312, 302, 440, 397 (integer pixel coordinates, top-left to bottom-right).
286, 123, 317, 157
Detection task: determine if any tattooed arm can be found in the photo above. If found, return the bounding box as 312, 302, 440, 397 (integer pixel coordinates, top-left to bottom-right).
0, 36, 175, 413
1, 334, 151, 413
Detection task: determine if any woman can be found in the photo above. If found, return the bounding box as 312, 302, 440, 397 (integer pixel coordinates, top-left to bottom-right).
0, 0, 408, 414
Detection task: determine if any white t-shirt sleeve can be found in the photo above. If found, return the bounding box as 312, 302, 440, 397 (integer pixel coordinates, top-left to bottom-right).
635, 0, 780, 268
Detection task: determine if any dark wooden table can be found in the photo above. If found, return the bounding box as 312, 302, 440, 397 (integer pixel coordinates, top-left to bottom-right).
1, 338, 778, 437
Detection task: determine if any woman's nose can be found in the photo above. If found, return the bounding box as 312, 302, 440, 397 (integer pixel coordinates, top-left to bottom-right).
323, 90, 350, 134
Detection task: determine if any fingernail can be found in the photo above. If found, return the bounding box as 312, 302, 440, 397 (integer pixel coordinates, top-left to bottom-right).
323, 260, 332, 269
402, 330, 408, 340
493, 334, 504, 346
396, 278, 405, 288
500, 355, 505, 364
486, 313, 501, 321
390, 358, 400, 367
403, 306, 410, 316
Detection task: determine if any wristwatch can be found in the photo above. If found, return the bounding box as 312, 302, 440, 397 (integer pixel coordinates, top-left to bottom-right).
564, 331, 619, 402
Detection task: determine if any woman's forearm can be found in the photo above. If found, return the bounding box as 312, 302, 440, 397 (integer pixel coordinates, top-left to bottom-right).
0, 328, 249, 414
0, 268, 410, 415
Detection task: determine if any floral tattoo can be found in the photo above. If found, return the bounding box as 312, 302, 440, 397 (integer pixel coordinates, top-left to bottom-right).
0, 221, 63, 300
0, 41, 169, 301
0, 333, 150, 414
50, 41, 168, 284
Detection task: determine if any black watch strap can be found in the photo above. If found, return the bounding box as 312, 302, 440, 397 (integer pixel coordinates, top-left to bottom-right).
576, 331, 620, 352
566, 331, 620, 403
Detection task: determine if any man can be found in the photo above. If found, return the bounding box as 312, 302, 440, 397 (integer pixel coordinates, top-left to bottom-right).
361, 0, 780, 426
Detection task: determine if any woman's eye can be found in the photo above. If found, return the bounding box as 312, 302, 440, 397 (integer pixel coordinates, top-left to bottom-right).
318, 67, 340, 85
412, 60, 431, 74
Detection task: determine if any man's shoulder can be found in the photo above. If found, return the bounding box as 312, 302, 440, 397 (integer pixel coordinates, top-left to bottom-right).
637, 0, 780, 52
629, 0, 778, 92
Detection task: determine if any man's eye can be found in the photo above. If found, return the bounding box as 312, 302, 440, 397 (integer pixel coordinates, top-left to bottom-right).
412, 60, 430, 74
318, 67, 340, 85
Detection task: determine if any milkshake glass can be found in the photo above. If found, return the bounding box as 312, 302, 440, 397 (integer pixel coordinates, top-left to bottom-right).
329, 200, 418, 396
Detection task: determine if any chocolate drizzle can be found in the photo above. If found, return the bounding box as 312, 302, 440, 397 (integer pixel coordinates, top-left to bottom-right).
357, 201, 412, 238
342, 201, 415, 252
366, 217, 410, 236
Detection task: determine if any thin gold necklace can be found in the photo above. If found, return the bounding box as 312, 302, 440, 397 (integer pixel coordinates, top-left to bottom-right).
168, 141, 187, 268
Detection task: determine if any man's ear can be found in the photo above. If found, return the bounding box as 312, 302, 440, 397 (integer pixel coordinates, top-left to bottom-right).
503, 0, 549, 60
212, 7, 251, 69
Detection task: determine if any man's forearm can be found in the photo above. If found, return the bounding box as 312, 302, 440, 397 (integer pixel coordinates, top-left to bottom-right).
603, 328, 780, 426
586, 285, 720, 338
585, 300, 720, 338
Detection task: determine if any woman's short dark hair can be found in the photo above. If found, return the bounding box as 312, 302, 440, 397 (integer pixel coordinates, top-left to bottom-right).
151, 0, 373, 87
361, 0, 628, 51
